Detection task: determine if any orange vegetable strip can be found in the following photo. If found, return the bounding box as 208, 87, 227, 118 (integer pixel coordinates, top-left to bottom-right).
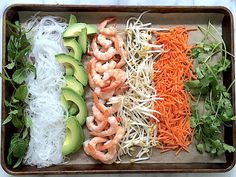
152, 26, 195, 154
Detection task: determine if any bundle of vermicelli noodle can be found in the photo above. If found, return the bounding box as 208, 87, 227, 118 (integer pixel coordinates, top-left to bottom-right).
23, 16, 67, 168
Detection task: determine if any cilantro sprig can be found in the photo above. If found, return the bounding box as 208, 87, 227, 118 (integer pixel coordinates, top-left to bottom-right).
1, 21, 35, 168
185, 21, 235, 156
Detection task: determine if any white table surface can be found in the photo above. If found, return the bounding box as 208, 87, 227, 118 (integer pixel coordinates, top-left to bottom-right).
1, 0, 236, 176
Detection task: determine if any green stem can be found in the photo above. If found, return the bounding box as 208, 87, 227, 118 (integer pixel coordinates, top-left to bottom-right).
203, 49, 221, 63
209, 89, 216, 113
214, 93, 223, 118
226, 79, 235, 92
204, 62, 218, 82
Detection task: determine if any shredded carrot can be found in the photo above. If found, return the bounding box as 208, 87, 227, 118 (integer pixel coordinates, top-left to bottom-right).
152, 27, 195, 154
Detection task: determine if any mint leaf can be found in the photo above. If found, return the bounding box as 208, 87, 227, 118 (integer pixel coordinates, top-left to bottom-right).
15, 45, 31, 62
2, 115, 12, 125
15, 85, 28, 101
0, 72, 12, 81
13, 157, 23, 168
6, 62, 15, 69
12, 68, 28, 84
12, 139, 28, 158
22, 128, 28, 139
24, 116, 32, 128
12, 116, 23, 129
9, 110, 18, 115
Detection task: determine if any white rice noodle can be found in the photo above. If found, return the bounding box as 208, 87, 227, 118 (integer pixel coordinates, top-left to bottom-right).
23, 16, 67, 168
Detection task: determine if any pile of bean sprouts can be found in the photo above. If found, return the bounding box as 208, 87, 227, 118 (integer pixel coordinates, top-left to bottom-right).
117, 13, 165, 162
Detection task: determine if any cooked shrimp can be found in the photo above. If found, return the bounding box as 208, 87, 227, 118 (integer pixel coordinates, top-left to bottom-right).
101, 69, 126, 92
90, 57, 111, 87
115, 36, 128, 68
93, 92, 111, 113
114, 84, 129, 95
86, 141, 117, 164
86, 61, 96, 90
94, 87, 115, 100
98, 17, 117, 36
95, 60, 117, 74
98, 126, 125, 151
106, 96, 122, 114
83, 137, 107, 156
90, 116, 118, 137
93, 93, 121, 114
86, 116, 108, 133
91, 37, 116, 61
92, 105, 107, 121
85, 17, 127, 165
97, 34, 113, 49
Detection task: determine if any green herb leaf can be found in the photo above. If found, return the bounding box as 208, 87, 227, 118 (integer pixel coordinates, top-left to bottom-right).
196, 144, 204, 153
10, 110, 19, 115
22, 128, 28, 139
13, 157, 23, 168
4, 20, 33, 168
12, 139, 28, 158
223, 143, 235, 153
2, 115, 13, 125
24, 116, 32, 128
12, 116, 23, 129
6, 62, 15, 69
12, 68, 28, 84
15, 45, 31, 62
15, 85, 28, 101
189, 22, 235, 156
0, 72, 12, 81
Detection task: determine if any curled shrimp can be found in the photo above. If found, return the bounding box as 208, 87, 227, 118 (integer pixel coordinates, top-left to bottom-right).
98, 17, 117, 36
92, 105, 107, 122
93, 93, 121, 114
95, 60, 117, 74
90, 116, 118, 137
115, 36, 128, 68
86, 61, 96, 90
97, 34, 112, 49
84, 137, 117, 164
91, 37, 116, 61
89, 57, 111, 87
101, 69, 126, 92
106, 96, 122, 114
86, 115, 108, 133
94, 87, 115, 100
98, 126, 125, 151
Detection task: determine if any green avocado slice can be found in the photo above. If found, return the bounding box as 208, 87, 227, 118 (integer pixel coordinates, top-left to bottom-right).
68, 103, 79, 116
63, 23, 97, 38
55, 54, 88, 86
64, 38, 83, 61
69, 14, 77, 25
65, 75, 84, 96
62, 87, 87, 125
62, 117, 84, 156
78, 27, 87, 54
65, 66, 74, 76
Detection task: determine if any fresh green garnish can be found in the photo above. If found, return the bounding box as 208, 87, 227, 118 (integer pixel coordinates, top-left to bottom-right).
185, 21, 235, 156
1, 20, 35, 168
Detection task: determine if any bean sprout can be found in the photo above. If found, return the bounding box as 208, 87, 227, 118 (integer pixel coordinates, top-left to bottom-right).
117, 12, 164, 162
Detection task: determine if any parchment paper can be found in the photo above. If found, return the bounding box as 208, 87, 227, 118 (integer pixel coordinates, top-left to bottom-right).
19, 11, 225, 164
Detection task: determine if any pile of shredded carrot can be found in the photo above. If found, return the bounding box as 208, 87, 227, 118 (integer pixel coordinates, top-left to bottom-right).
152, 27, 196, 154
